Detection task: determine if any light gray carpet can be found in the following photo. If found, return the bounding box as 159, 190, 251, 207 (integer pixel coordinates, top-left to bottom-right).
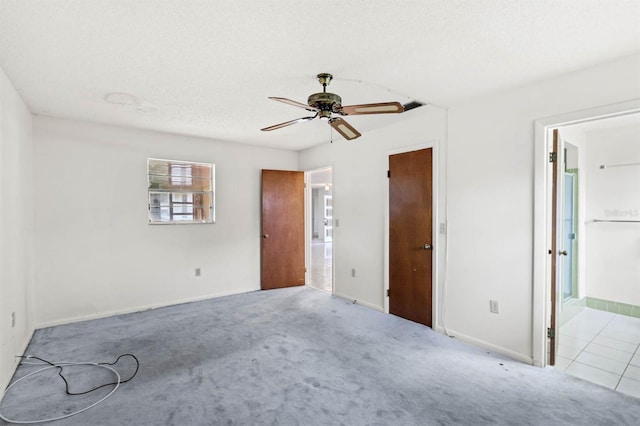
1, 287, 639, 425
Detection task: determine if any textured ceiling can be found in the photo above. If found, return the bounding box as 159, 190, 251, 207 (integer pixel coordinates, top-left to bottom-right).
1, 0, 639, 151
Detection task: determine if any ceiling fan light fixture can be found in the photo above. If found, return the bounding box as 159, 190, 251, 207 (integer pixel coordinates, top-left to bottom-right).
318, 110, 332, 120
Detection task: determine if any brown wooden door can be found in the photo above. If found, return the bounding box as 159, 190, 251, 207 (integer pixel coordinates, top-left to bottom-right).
261, 170, 305, 290
389, 148, 433, 327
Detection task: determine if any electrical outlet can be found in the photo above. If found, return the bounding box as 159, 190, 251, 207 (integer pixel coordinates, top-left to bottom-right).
11, 312, 15, 328
195, 268, 201, 277
335, 219, 339, 227
351, 268, 356, 277
439, 222, 447, 234
490, 300, 500, 314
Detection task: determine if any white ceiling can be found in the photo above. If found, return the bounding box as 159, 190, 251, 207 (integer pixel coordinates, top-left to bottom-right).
1, 1, 639, 151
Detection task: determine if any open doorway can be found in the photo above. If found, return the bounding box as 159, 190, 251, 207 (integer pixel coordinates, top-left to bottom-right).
306, 167, 333, 293
553, 114, 640, 395
538, 109, 640, 397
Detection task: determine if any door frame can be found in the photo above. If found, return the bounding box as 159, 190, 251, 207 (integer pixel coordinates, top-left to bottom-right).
304, 166, 334, 293
532, 99, 640, 367
384, 141, 441, 328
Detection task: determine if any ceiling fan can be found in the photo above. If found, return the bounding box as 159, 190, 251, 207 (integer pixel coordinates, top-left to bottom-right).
261, 73, 404, 141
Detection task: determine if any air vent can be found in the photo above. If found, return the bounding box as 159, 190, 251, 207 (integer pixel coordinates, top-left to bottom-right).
402, 101, 425, 112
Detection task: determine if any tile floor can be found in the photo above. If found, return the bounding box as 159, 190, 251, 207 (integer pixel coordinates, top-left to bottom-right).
556, 307, 640, 398
308, 240, 332, 293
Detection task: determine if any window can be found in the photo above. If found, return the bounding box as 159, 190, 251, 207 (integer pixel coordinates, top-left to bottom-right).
147, 158, 214, 224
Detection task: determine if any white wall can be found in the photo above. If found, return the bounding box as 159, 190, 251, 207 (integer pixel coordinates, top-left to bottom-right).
446, 54, 640, 362
0, 67, 34, 389
299, 106, 448, 314
584, 123, 640, 305
33, 117, 297, 326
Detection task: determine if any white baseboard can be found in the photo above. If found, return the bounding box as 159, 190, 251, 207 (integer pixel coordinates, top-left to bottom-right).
35, 287, 257, 330
335, 299, 531, 366
333, 292, 384, 312
437, 327, 534, 365
31, 289, 532, 368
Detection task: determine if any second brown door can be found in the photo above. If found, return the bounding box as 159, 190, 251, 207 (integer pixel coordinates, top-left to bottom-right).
261, 169, 305, 290
389, 148, 433, 327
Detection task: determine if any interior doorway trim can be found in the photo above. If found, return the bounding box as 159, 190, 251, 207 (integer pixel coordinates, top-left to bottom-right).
532, 99, 640, 367
384, 141, 441, 328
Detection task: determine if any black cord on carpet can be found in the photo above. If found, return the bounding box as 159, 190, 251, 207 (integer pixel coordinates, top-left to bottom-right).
17, 353, 139, 395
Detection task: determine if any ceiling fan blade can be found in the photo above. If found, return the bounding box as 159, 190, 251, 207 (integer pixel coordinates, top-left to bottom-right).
329, 117, 362, 140
269, 97, 320, 112
261, 115, 317, 131
339, 102, 404, 115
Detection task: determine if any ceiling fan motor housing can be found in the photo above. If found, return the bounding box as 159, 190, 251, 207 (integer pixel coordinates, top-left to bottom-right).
308, 92, 342, 119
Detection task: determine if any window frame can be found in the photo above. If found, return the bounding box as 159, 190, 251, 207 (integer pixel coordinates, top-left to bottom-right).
147, 158, 215, 225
